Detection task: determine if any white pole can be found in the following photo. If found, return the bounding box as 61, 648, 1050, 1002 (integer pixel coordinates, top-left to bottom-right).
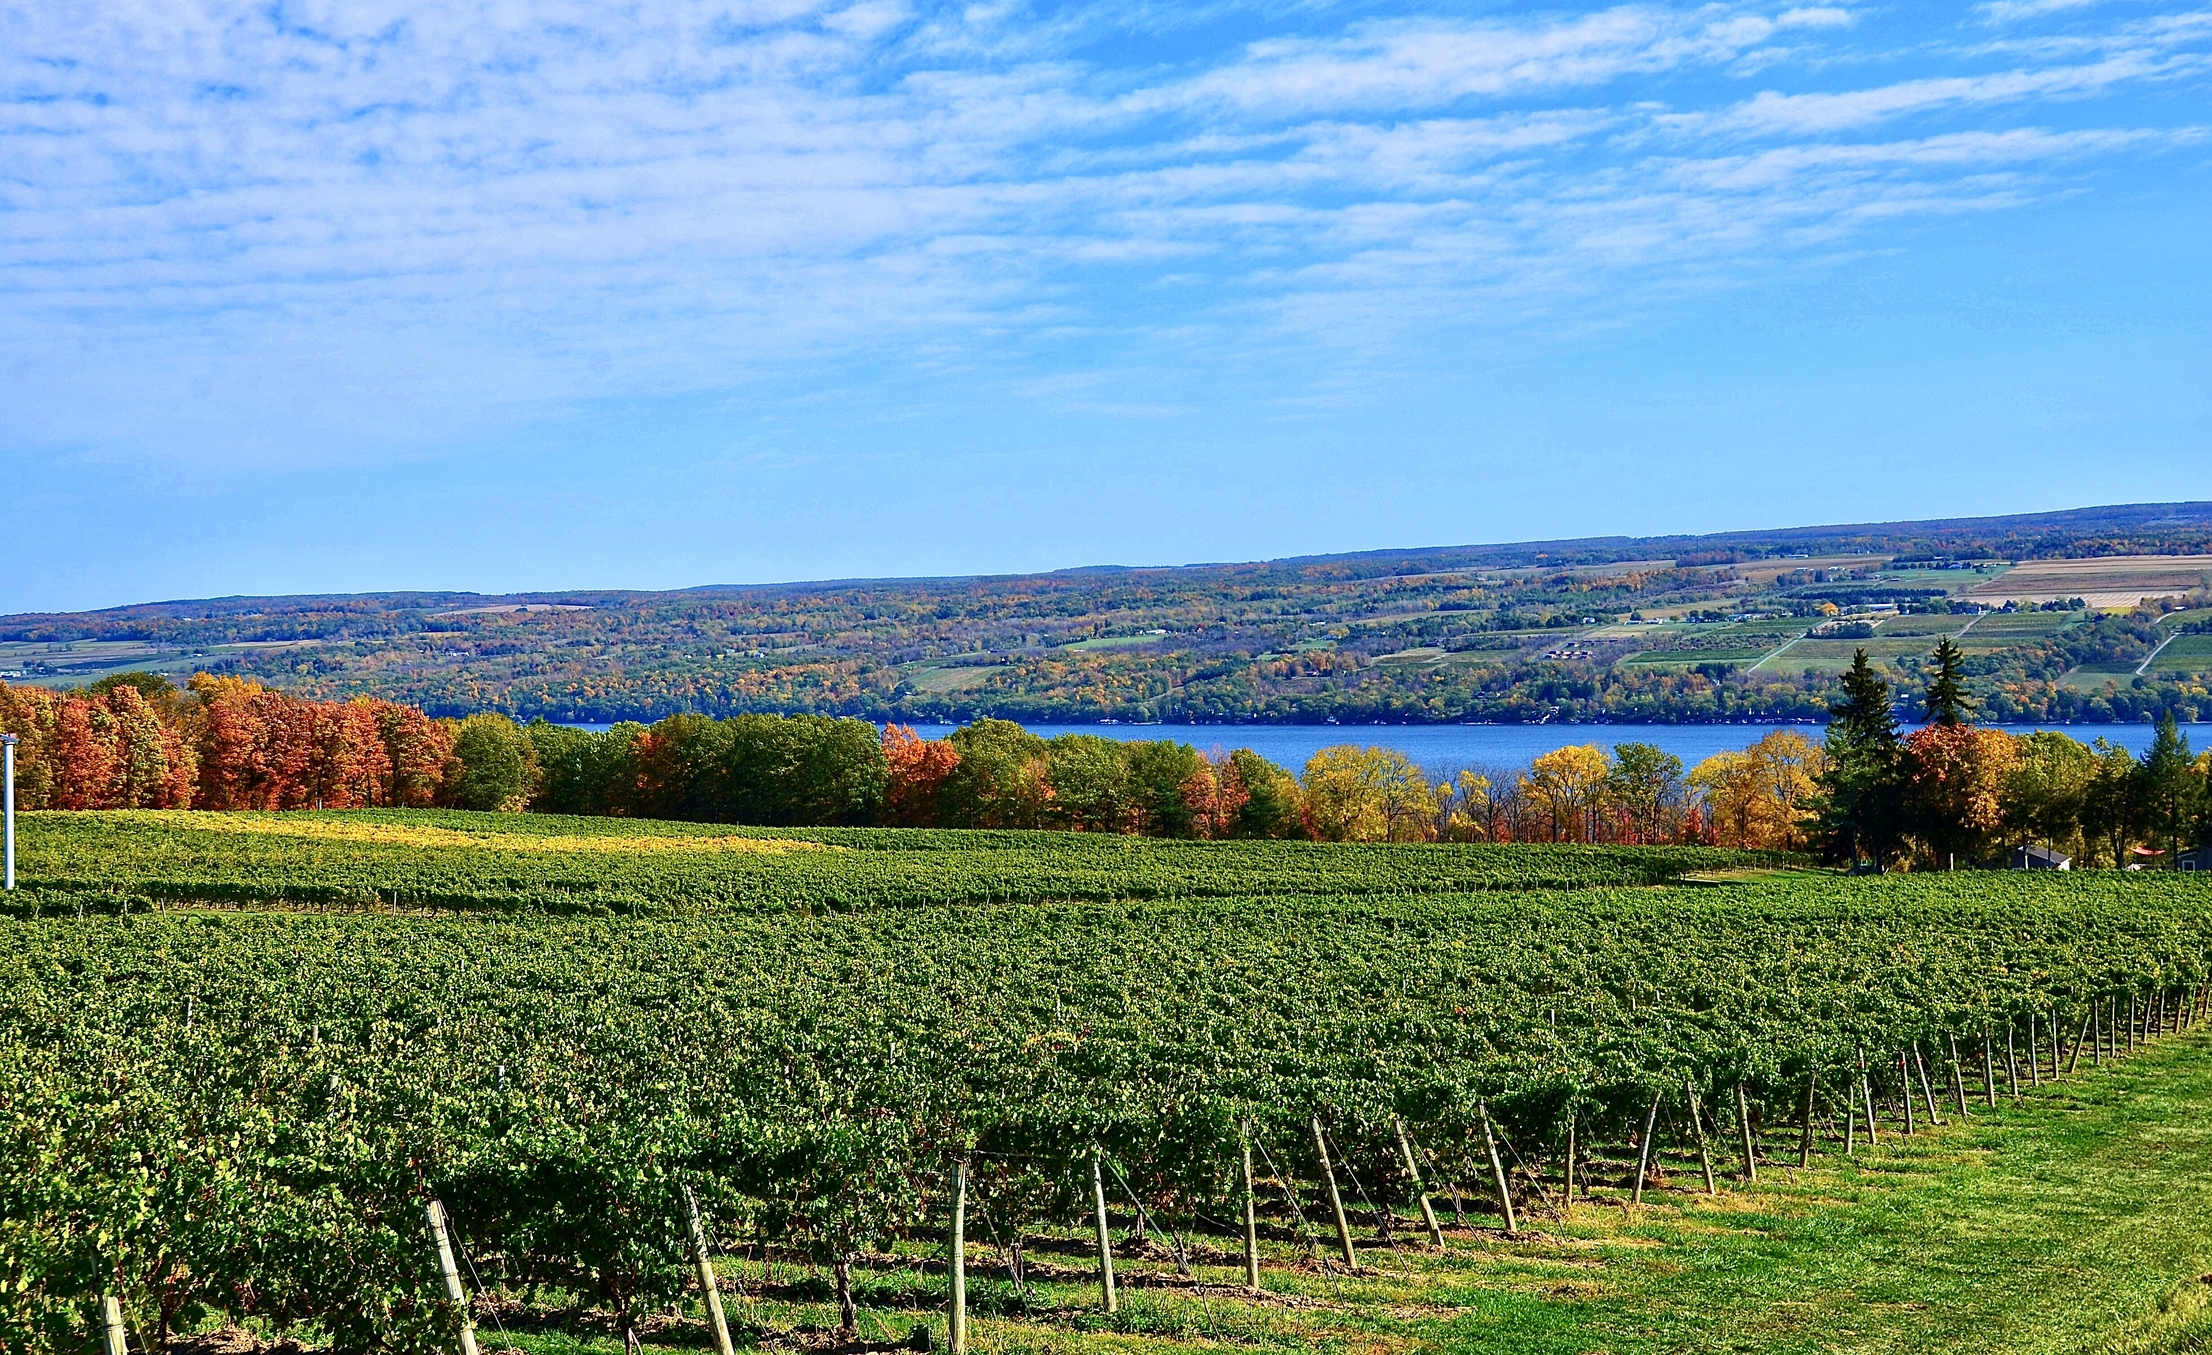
3, 734, 15, 891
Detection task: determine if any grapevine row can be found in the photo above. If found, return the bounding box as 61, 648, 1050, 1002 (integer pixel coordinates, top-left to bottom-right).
6, 871, 2211, 1351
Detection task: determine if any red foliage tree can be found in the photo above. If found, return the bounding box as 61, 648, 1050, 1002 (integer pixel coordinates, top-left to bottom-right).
882, 724, 959, 828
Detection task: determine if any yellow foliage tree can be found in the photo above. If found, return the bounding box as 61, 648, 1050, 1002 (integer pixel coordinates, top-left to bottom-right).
1301, 745, 1433, 842
1690, 730, 1826, 850
1524, 743, 1610, 842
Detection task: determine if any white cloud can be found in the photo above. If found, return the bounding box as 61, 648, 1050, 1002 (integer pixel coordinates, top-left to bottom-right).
0, 0, 2206, 464
1721, 51, 2191, 132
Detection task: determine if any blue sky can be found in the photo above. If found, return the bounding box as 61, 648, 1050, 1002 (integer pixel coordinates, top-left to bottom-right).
2, 0, 2207, 613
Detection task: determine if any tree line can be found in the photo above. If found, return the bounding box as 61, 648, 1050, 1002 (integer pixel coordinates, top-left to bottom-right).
1815, 640, 2210, 869
2, 659, 2204, 864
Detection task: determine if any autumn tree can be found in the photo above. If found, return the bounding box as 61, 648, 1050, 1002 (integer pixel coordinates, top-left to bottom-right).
1999, 730, 2096, 860
1901, 724, 2019, 867
1301, 745, 1429, 842
881, 724, 959, 827
1691, 731, 1824, 851
1525, 744, 1610, 843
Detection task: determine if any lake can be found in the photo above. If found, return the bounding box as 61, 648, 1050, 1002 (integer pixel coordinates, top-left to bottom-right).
906, 722, 2199, 776
554, 718, 2202, 776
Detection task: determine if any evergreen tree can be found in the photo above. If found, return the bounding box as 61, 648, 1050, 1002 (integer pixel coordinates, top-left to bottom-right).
1920, 636, 1973, 729
1813, 649, 1904, 869
2140, 714, 2200, 865
1922, 636, 1977, 726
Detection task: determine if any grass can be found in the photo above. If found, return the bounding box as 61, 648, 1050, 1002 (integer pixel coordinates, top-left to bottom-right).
466, 1027, 2212, 1355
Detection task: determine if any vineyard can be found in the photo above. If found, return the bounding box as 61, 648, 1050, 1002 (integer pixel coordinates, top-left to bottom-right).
2, 810, 1760, 916
6, 814, 2212, 1353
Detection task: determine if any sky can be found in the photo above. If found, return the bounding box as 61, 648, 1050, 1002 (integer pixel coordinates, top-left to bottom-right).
2, 0, 2208, 613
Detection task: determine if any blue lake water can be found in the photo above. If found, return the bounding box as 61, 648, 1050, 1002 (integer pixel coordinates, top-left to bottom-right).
554, 719, 2202, 777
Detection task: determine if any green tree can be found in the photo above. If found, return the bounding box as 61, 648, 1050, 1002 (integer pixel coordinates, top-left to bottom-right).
1607, 742, 1685, 844
1922, 637, 1977, 727
2081, 738, 2144, 868
1042, 734, 1131, 832
2000, 731, 2095, 859
443, 712, 540, 811
634, 713, 732, 821
1124, 739, 1206, 838
1225, 748, 1303, 838
941, 719, 1050, 828
2140, 715, 2200, 865
1813, 650, 1904, 868
527, 720, 646, 816
715, 714, 888, 826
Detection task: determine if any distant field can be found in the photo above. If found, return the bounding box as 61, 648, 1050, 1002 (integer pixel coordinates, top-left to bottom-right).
1876, 616, 1970, 637
903, 663, 1000, 693
1968, 610, 2074, 636
1965, 555, 2212, 608
1619, 647, 1769, 666
2063, 661, 2142, 692
2150, 635, 2212, 676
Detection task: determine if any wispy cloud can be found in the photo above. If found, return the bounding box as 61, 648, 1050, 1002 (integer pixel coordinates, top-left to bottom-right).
0, 0, 2205, 464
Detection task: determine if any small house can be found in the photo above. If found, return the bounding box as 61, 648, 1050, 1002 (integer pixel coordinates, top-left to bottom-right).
2010, 843, 2071, 871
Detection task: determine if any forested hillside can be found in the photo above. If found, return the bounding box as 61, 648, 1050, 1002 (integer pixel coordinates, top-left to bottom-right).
5, 503, 2211, 724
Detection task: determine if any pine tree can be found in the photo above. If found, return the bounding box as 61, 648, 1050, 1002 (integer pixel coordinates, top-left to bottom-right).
1922, 637, 1977, 727
2140, 714, 2200, 865
1813, 649, 1904, 869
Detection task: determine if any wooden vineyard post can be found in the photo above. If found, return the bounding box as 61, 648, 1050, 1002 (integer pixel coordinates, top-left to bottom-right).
1240, 1122, 1262, 1290
1395, 1118, 1444, 1247
2027, 1013, 2043, 1089
1897, 1053, 1916, 1134
1857, 1045, 1879, 1148
1734, 1084, 1758, 1182
1479, 1102, 1519, 1233
2067, 1011, 2088, 1075
1311, 1116, 1360, 1269
1845, 1086, 1857, 1156
1089, 1149, 1118, 1313
1913, 1044, 1942, 1125
1632, 1090, 1662, 1206
2006, 1025, 2020, 1100
1947, 1035, 1969, 1118
2093, 998, 2104, 1067
2050, 1007, 2065, 1077
1982, 1028, 1997, 1107
101, 1296, 128, 1355
948, 1160, 969, 1355
1564, 1106, 1579, 1206
1684, 1078, 1717, 1194
683, 1186, 736, 1355
426, 1199, 481, 1355
1799, 1073, 1816, 1169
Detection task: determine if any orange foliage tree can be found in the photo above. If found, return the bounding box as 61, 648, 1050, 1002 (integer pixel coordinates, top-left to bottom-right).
882, 724, 960, 827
